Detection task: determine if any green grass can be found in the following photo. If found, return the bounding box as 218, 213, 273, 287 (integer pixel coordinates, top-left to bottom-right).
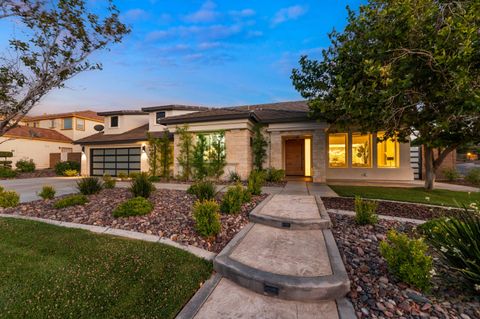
0, 218, 212, 318
329, 185, 480, 207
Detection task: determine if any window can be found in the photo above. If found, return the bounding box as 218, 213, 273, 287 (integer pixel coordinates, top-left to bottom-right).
76, 118, 85, 131
156, 111, 166, 124
352, 133, 372, 168
49, 119, 56, 128
63, 118, 73, 130
328, 133, 348, 168
110, 116, 119, 128
33, 121, 40, 128
203, 132, 225, 160
377, 132, 399, 168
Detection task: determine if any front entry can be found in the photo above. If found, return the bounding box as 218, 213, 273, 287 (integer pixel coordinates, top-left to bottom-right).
285, 139, 305, 176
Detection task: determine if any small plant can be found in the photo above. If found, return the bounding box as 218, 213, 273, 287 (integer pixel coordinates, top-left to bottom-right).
117, 172, 129, 180
38, 185, 56, 200
247, 170, 265, 196
130, 172, 155, 198
264, 168, 285, 183
220, 184, 245, 214
102, 174, 116, 189
54, 194, 88, 209
252, 124, 268, 170
76, 177, 103, 195
0, 186, 19, 208
465, 168, 480, 186
441, 167, 460, 181
128, 172, 140, 179
55, 161, 80, 176
0, 167, 17, 178
176, 124, 195, 180
380, 230, 433, 292
112, 197, 153, 218
15, 158, 35, 172
148, 175, 161, 182
354, 196, 378, 225
192, 199, 221, 238
192, 134, 209, 180
64, 169, 79, 177
187, 180, 216, 201
228, 171, 241, 183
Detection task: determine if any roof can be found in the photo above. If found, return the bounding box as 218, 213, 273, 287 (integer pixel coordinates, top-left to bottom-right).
24, 110, 103, 123
4, 126, 72, 143
158, 108, 259, 125
141, 105, 211, 112
97, 110, 148, 116
74, 124, 171, 145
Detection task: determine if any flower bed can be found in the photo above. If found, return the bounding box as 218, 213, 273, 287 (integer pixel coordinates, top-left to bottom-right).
330, 213, 480, 318
2, 188, 267, 253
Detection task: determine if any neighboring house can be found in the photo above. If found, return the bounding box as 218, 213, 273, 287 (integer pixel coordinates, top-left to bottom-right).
75, 101, 414, 182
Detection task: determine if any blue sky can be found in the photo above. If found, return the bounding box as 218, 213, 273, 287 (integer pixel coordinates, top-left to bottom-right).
1, 0, 364, 114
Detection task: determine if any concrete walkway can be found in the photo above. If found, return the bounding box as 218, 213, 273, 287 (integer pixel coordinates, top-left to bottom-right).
0, 177, 80, 203
328, 179, 479, 192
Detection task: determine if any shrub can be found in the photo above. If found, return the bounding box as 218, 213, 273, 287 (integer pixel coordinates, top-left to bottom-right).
55, 161, 80, 176
242, 189, 252, 203
117, 172, 129, 180
0, 167, 16, 178
380, 230, 433, 291
265, 168, 285, 183
112, 197, 153, 218
64, 169, 79, 177
252, 124, 268, 170
15, 158, 35, 172
247, 170, 265, 196
38, 185, 56, 200
130, 172, 155, 198
54, 194, 88, 209
102, 174, 116, 189
148, 175, 161, 182
441, 167, 460, 181
192, 199, 221, 238
0, 187, 19, 208
465, 168, 480, 186
187, 180, 216, 201
220, 184, 245, 214
128, 172, 140, 179
192, 134, 209, 180
228, 171, 241, 183
354, 196, 378, 225
207, 131, 226, 179
76, 177, 103, 195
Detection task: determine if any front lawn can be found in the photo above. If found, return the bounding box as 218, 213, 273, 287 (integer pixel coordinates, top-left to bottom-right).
0, 218, 212, 318
329, 185, 480, 207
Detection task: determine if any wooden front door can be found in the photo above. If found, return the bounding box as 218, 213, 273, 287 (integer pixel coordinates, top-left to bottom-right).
285, 139, 305, 176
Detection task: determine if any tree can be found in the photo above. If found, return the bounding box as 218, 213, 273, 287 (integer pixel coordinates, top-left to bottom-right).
192, 134, 208, 180
158, 131, 173, 178
146, 132, 161, 177
292, 0, 480, 189
207, 131, 226, 179
176, 125, 194, 180
0, 0, 129, 136
252, 124, 267, 171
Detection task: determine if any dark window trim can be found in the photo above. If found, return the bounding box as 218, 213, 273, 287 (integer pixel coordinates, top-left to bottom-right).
110, 116, 119, 128
156, 111, 166, 124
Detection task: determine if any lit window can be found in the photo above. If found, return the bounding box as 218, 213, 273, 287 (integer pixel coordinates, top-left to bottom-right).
352, 133, 372, 168
203, 132, 225, 160
63, 118, 73, 130
377, 132, 399, 168
110, 116, 118, 128
328, 133, 348, 168
76, 118, 85, 130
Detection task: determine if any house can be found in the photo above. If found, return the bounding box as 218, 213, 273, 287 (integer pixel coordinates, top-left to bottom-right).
75, 101, 414, 182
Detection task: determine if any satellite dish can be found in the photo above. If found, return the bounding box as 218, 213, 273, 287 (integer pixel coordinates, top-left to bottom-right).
94, 124, 104, 132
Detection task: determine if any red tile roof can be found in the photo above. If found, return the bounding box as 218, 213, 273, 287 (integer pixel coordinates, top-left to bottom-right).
4, 126, 72, 143
24, 110, 104, 123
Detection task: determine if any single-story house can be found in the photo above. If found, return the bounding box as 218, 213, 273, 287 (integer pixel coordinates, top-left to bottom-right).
75, 101, 414, 183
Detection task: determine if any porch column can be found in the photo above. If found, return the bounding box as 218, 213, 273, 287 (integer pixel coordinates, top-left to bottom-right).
270, 132, 282, 170
312, 129, 326, 183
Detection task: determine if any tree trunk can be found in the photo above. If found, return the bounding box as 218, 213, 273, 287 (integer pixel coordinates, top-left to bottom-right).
424, 146, 435, 190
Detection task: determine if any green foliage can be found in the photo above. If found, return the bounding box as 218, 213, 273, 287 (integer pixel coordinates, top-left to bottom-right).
187, 181, 216, 201
465, 168, 480, 186
128, 172, 140, 179
146, 132, 161, 178
0, 167, 16, 178
148, 175, 161, 182
64, 169, 79, 177
220, 184, 245, 214
15, 158, 35, 172
0, 186, 19, 208
0, 151, 13, 158
247, 170, 265, 196
0, 152, 13, 168
228, 171, 241, 183
192, 134, 209, 180
55, 161, 80, 176
192, 200, 221, 238
54, 194, 88, 209
252, 124, 268, 170
76, 177, 103, 195
442, 168, 461, 181
176, 125, 195, 180
207, 131, 226, 179
0, 161, 13, 169
38, 185, 56, 200
102, 174, 116, 189
380, 230, 433, 292
264, 168, 285, 183
117, 172, 128, 180
354, 196, 378, 225
159, 131, 173, 179
129, 172, 155, 198
112, 197, 153, 218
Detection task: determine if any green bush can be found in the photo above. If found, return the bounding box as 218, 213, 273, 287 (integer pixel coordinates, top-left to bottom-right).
380, 230, 433, 291
112, 197, 153, 218
0, 167, 16, 178
441, 167, 460, 181
228, 171, 241, 183
130, 172, 155, 198
465, 168, 480, 186
76, 177, 103, 195
220, 184, 245, 214
38, 185, 56, 200
102, 174, 116, 189
0, 186, 19, 208
264, 168, 285, 183
187, 180, 216, 201
55, 161, 80, 176
247, 170, 265, 196
54, 194, 88, 209
148, 175, 161, 182
117, 172, 129, 180
64, 169, 79, 177
192, 199, 221, 238
15, 158, 35, 172
0, 160, 12, 169
129, 171, 141, 179
354, 196, 378, 225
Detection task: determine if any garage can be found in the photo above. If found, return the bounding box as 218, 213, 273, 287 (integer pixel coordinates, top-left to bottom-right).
90, 147, 141, 176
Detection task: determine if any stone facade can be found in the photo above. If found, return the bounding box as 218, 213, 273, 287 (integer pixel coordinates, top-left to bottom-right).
225, 129, 253, 179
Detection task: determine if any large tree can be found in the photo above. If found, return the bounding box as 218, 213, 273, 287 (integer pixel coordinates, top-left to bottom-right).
0, 0, 129, 135
292, 0, 480, 189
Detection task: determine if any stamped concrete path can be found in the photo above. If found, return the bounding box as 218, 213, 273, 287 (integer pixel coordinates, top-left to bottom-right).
177, 182, 355, 319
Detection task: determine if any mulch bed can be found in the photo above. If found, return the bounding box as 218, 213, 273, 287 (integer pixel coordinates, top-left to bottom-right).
1, 188, 267, 253
330, 213, 480, 319
119, 178, 287, 188
0, 169, 57, 180
322, 197, 461, 220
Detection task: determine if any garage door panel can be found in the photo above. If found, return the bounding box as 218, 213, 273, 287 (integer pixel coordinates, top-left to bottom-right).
90, 147, 141, 176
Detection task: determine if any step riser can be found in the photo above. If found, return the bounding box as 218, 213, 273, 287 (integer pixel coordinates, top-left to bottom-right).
249, 214, 331, 230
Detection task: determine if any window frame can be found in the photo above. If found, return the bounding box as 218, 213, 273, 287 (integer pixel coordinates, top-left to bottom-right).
328, 133, 348, 168
351, 133, 373, 168
62, 117, 73, 130
376, 132, 400, 168
155, 111, 166, 124
76, 118, 85, 131
110, 116, 119, 128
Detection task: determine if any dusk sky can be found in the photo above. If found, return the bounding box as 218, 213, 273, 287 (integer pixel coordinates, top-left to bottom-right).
1, 0, 364, 114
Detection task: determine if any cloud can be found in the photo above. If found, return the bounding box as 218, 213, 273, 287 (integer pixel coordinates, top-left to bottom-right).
271, 5, 308, 26
122, 8, 149, 22
183, 0, 220, 23
229, 9, 256, 18
146, 24, 243, 42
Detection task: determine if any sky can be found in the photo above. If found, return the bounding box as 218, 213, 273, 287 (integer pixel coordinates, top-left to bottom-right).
1, 0, 364, 114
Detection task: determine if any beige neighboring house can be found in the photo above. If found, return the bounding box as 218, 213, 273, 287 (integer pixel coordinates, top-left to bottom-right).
75, 102, 414, 182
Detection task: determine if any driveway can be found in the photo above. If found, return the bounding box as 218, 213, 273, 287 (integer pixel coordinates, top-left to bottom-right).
0, 177, 80, 203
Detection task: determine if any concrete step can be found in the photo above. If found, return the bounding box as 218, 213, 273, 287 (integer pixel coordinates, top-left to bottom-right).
249, 194, 331, 230
214, 223, 350, 301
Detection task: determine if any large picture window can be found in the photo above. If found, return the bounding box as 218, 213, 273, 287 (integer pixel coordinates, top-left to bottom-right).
328, 133, 347, 168
63, 118, 73, 130
377, 132, 399, 168
352, 133, 372, 168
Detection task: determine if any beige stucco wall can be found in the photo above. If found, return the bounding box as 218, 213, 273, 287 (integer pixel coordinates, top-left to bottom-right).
103, 115, 149, 135
148, 110, 200, 132
33, 117, 102, 141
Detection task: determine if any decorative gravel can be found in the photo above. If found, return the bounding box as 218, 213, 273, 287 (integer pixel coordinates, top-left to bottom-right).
330, 213, 480, 319
1, 188, 267, 253
0, 169, 57, 180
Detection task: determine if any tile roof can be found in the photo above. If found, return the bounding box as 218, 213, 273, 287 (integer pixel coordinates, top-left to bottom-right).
24, 110, 103, 122
74, 124, 170, 145
141, 105, 211, 112
4, 126, 72, 143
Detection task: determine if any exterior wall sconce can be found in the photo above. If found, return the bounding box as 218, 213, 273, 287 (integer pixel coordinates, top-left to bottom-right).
142, 145, 146, 153
81, 146, 85, 154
